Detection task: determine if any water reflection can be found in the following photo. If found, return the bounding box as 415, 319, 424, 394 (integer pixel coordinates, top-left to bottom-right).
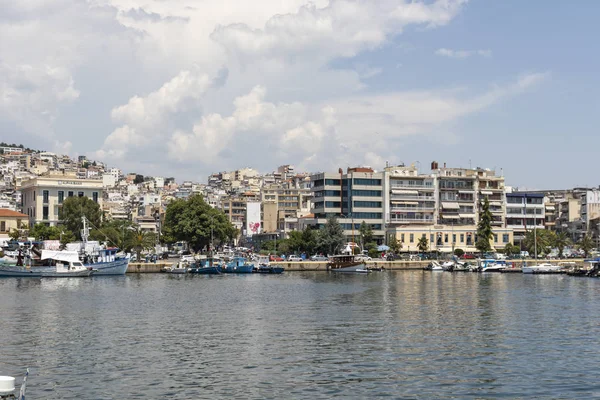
1, 272, 600, 398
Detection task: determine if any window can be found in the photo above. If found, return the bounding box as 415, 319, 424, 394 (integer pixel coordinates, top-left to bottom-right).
410, 234, 414, 243
58, 191, 64, 204
430, 234, 434, 243
93, 192, 99, 203
401, 234, 405, 242
78, 192, 84, 197
452, 234, 456, 244
351, 212, 382, 219
325, 201, 341, 208
460, 234, 464, 243
353, 201, 382, 208
351, 190, 382, 197
444, 234, 449, 243
494, 234, 498, 243
353, 178, 382, 186
0, 221, 5, 232
43, 206, 49, 220
325, 179, 341, 185
503, 234, 510, 243
68, 191, 74, 197
43, 190, 49, 204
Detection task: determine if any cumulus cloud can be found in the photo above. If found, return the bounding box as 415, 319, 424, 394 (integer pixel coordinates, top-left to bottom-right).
1, 0, 551, 180
435, 48, 493, 58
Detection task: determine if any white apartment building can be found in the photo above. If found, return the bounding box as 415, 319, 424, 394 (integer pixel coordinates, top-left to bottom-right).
581, 189, 600, 231
20, 176, 103, 226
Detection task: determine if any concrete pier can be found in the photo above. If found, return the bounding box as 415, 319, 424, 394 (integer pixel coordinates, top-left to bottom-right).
126, 259, 585, 273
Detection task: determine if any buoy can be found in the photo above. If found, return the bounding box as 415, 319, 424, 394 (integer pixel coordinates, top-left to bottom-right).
0, 376, 16, 394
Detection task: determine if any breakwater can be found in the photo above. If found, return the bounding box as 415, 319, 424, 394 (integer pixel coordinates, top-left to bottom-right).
126, 259, 586, 273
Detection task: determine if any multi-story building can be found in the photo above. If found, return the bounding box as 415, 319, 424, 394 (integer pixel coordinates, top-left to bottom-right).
506, 192, 545, 246
20, 176, 103, 227
310, 167, 385, 243
580, 189, 600, 231
384, 163, 509, 253
384, 164, 435, 227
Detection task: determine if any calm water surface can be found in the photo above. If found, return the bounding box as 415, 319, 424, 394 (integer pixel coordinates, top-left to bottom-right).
2, 271, 600, 399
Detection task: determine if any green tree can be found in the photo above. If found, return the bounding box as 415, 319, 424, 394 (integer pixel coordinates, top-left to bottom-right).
162, 195, 236, 252
553, 232, 571, 258
417, 236, 429, 253
476, 197, 494, 254
503, 243, 516, 257
578, 233, 595, 258
524, 229, 555, 257
28, 224, 65, 240
316, 216, 345, 255
134, 174, 144, 184
59, 196, 103, 240
301, 227, 318, 255
128, 227, 156, 262
389, 236, 403, 253
454, 248, 465, 257
358, 221, 373, 248
8, 228, 21, 241
89, 219, 136, 250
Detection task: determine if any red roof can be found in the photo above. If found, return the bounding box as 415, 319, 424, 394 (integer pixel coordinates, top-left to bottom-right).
0, 209, 28, 218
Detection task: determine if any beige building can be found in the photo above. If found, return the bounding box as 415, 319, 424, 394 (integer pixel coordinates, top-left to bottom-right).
0, 209, 28, 239
20, 176, 103, 227
388, 225, 514, 253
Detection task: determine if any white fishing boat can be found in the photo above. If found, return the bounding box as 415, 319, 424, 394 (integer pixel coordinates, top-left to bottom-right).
522, 263, 563, 274
0, 368, 28, 400
40, 250, 94, 277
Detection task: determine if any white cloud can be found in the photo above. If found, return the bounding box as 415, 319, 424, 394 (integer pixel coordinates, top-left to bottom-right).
1, 0, 552, 180
435, 48, 493, 58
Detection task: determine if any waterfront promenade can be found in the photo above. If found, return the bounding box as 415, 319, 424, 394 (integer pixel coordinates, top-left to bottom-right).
126, 259, 586, 273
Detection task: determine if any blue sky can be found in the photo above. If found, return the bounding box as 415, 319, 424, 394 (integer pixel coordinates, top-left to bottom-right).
1, 0, 598, 189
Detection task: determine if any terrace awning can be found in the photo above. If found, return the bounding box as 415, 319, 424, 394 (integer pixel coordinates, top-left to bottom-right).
480, 190, 493, 195
441, 202, 460, 209
391, 189, 419, 195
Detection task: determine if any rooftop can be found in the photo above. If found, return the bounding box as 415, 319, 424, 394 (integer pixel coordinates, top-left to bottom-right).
0, 208, 28, 218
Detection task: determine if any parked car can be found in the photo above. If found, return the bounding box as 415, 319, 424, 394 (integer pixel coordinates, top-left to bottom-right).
310, 255, 329, 261
462, 253, 476, 259
386, 253, 396, 261
269, 255, 284, 262
288, 255, 303, 262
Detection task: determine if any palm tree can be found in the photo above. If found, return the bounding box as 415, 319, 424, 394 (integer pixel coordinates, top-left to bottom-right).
127, 227, 157, 262
417, 236, 429, 253
553, 232, 571, 258
578, 234, 595, 258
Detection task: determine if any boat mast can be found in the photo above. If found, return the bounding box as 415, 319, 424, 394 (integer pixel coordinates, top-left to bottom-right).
81, 216, 90, 255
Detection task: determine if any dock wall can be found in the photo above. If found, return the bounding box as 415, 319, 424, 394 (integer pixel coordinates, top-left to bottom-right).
126, 259, 585, 273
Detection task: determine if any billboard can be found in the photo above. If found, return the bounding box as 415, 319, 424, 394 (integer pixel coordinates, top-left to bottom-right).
245, 202, 262, 237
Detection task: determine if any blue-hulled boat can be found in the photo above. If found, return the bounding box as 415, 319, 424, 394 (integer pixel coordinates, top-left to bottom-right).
189, 257, 223, 275
222, 257, 254, 274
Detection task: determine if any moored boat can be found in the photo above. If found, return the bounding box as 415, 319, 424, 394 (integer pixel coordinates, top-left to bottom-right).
327, 254, 367, 273
189, 257, 223, 275
222, 257, 254, 273
253, 255, 284, 274
522, 262, 563, 274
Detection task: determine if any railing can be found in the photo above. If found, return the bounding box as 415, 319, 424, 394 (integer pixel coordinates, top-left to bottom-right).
390, 184, 433, 189
390, 195, 435, 201
390, 207, 435, 212
390, 217, 434, 223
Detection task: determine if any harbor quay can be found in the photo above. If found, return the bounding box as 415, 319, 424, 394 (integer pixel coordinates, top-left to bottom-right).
126, 259, 588, 273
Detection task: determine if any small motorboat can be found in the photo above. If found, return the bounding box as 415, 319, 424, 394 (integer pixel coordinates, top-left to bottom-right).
522, 263, 563, 274
166, 261, 188, 274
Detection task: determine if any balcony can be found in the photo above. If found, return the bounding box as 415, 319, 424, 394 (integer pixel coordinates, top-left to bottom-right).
389, 217, 434, 224
390, 194, 435, 202
391, 207, 435, 212
389, 183, 434, 190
